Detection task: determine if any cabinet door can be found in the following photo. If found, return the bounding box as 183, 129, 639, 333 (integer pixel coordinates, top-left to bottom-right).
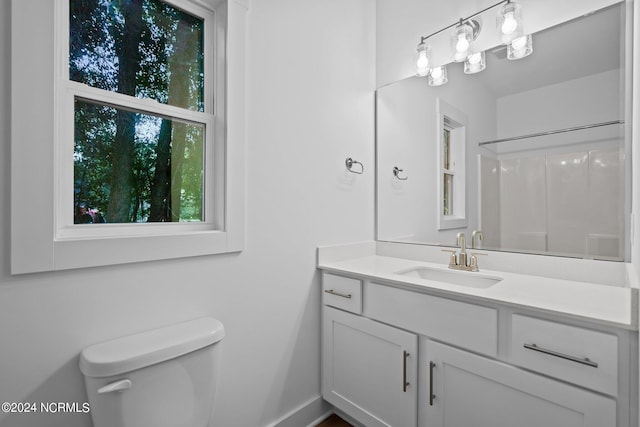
322, 307, 418, 427
423, 340, 616, 427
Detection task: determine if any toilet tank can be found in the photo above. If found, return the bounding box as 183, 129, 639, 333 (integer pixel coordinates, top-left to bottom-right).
79, 318, 225, 427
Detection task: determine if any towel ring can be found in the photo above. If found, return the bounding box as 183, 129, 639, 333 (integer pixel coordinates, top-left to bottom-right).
346, 158, 364, 174
393, 166, 408, 180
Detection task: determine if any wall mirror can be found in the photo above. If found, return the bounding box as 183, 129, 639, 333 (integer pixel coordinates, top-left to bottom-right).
376, 2, 630, 261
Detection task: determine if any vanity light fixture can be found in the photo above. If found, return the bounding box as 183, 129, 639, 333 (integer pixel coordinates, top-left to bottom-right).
428, 65, 448, 86
452, 19, 481, 62
497, 0, 524, 44
416, 41, 431, 76
507, 34, 533, 59
464, 51, 486, 74
415, 0, 526, 81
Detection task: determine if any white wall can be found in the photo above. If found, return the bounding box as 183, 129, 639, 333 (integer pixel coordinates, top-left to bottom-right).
0, 1, 375, 426
376, 64, 496, 245
497, 70, 623, 139
376, 77, 430, 242
633, 0, 640, 274
631, 0, 640, 421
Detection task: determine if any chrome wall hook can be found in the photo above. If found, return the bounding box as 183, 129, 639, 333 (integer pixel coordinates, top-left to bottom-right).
393, 166, 408, 180
345, 157, 364, 174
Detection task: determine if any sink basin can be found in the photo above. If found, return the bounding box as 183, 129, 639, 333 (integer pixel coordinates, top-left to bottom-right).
395, 267, 502, 289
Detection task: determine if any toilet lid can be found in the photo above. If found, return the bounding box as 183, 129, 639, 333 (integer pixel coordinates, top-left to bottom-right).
79, 317, 225, 377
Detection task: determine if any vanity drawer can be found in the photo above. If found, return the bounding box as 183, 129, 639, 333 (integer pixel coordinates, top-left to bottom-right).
509, 314, 618, 395
322, 273, 362, 314
364, 283, 498, 357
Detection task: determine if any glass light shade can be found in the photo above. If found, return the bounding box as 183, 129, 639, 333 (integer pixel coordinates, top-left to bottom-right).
428, 66, 448, 86
497, 1, 523, 44
507, 34, 533, 60
464, 51, 486, 74
416, 42, 431, 76
451, 23, 473, 62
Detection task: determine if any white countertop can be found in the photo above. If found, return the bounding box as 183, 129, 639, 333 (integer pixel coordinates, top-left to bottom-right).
318, 244, 638, 330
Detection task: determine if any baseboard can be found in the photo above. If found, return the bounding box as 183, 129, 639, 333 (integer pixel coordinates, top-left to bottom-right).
267, 395, 331, 427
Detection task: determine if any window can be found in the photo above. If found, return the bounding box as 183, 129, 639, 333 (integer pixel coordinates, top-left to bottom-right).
11, 0, 247, 274
442, 127, 453, 216
73, 100, 206, 224
437, 99, 467, 230
69, 0, 208, 225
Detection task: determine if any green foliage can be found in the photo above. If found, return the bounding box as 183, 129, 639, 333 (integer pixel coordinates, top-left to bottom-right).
71, 0, 205, 223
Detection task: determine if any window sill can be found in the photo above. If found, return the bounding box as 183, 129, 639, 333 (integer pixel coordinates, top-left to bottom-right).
52, 230, 241, 272
438, 216, 467, 231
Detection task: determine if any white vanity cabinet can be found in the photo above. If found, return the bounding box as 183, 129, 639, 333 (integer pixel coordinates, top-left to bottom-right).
320, 271, 634, 427
424, 340, 616, 427
322, 273, 363, 314
509, 314, 619, 395
322, 306, 418, 427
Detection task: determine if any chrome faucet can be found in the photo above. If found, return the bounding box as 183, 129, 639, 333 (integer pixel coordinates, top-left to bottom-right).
443, 232, 485, 272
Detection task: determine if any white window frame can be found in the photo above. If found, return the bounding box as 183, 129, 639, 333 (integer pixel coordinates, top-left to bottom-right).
11, 0, 246, 274
436, 98, 467, 230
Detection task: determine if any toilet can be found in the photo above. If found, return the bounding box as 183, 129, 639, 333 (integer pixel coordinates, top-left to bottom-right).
79, 317, 225, 427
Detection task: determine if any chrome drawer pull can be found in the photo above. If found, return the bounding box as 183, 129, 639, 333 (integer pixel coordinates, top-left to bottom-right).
523, 343, 598, 368
402, 351, 410, 392
429, 362, 436, 406
324, 289, 352, 299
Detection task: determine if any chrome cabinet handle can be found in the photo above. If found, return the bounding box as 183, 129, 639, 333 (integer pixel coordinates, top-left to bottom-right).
429, 362, 436, 405
323, 289, 352, 299
403, 351, 410, 392
523, 343, 598, 368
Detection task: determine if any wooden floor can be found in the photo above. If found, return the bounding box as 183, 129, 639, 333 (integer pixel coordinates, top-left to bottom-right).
315, 414, 353, 427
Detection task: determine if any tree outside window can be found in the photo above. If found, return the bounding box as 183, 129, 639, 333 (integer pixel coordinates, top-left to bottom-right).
70, 0, 206, 224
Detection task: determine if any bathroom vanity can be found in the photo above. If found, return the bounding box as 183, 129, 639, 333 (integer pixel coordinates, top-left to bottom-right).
330, 2, 637, 424
318, 242, 638, 427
